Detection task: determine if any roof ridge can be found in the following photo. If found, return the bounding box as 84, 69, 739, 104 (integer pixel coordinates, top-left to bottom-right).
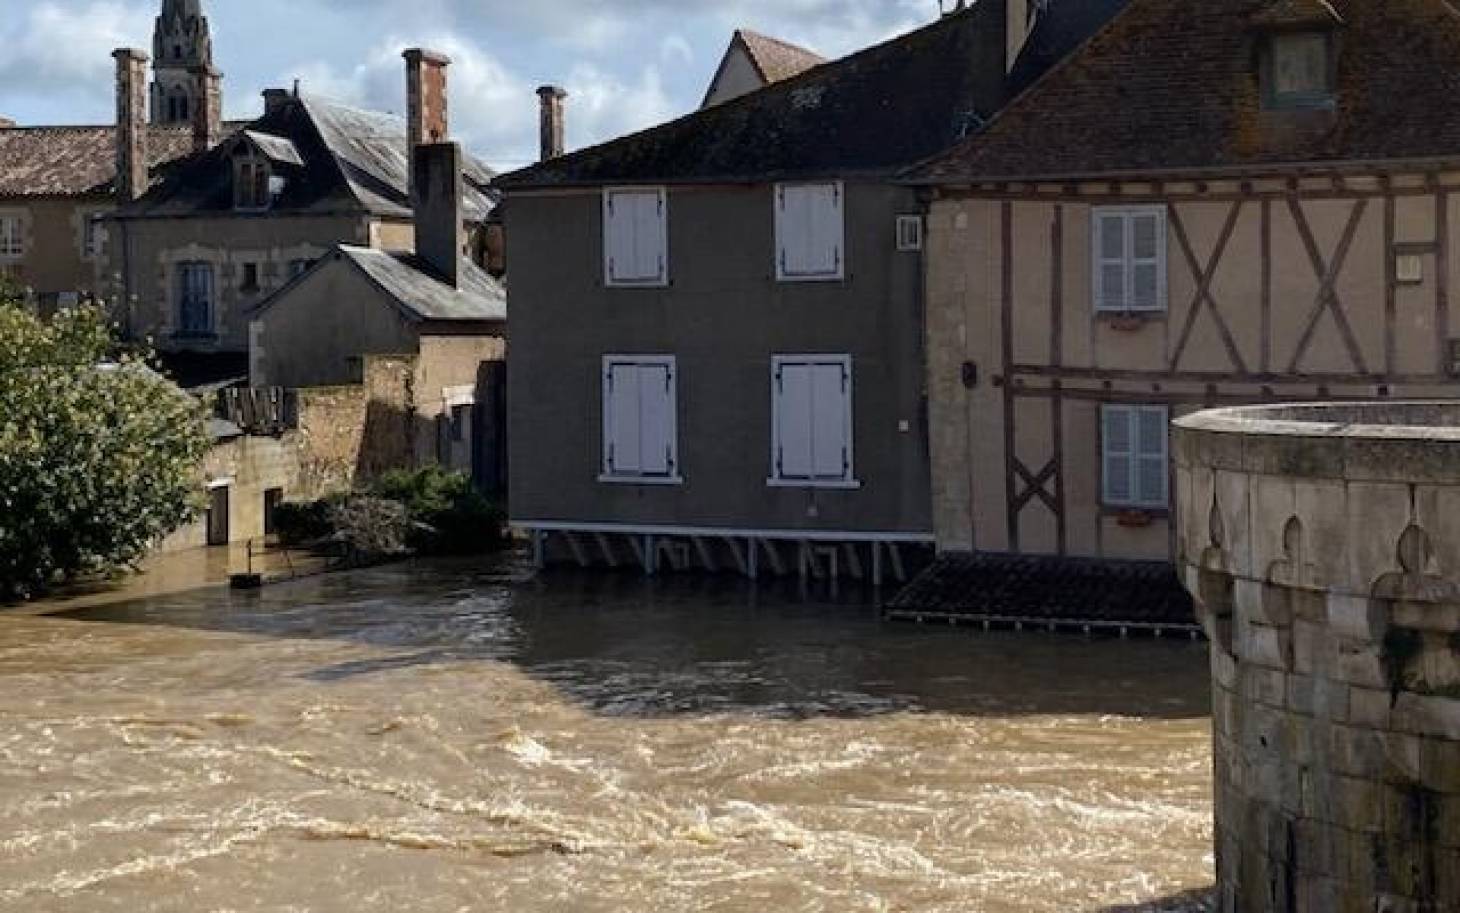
498, 6, 978, 187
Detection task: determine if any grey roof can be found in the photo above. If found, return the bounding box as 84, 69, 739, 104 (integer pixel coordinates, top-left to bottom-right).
241, 129, 304, 166
117, 94, 497, 220
254, 244, 506, 325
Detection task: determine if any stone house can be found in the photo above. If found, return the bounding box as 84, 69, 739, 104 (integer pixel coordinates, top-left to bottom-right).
0, 0, 231, 311
251, 143, 508, 489
105, 45, 498, 364
700, 30, 824, 109
495, 0, 1127, 577
911, 0, 1460, 565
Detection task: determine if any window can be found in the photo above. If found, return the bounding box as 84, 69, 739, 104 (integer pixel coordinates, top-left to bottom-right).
0, 215, 24, 258
1267, 32, 1333, 108
83, 215, 105, 258
603, 188, 668, 286
775, 182, 844, 281
770, 355, 856, 488
234, 157, 272, 210
1092, 206, 1167, 313
177, 262, 214, 337
240, 263, 260, 294
896, 215, 924, 252
450, 404, 471, 443
601, 356, 679, 483
1102, 405, 1169, 510
263, 488, 284, 536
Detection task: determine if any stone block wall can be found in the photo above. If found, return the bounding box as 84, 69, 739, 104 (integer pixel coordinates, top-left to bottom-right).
1175, 403, 1460, 913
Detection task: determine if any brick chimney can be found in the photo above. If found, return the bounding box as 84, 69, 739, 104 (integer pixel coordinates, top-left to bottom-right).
261, 88, 292, 117
114, 48, 150, 203
537, 85, 567, 161
414, 142, 463, 289
403, 49, 450, 203
191, 64, 221, 153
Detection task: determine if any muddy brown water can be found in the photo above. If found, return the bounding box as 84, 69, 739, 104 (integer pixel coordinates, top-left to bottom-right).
0, 557, 1215, 912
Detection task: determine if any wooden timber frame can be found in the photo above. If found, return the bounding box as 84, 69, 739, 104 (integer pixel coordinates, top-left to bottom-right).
933, 167, 1460, 561
518, 521, 933, 586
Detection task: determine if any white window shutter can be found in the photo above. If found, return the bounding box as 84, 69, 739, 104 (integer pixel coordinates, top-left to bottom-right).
1136, 406, 1169, 506
776, 183, 843, 280
638, 363, 672, 475
1130, 212, 1163, 311
607, 362, 643, 474
810, 362, 848, 479
776, 363, 815, 479
605, 190, 666, 285
1102, 406, 1134, 506
1095, 211, 1128, 311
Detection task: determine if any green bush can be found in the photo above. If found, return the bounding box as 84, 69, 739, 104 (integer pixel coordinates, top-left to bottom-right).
272, 498, 338, 547
370, 467, 504, 555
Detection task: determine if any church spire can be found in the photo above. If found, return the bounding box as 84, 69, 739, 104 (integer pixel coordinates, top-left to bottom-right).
150, 0, 216, 126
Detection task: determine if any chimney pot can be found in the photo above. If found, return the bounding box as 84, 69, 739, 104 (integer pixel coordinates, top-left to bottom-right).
537, 85, 567, 162
113, 48, 150, 203
413, 142, 463, 289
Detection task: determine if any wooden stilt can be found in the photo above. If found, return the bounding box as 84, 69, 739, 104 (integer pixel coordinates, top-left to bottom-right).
564, 532, 590, 568
692, 536, 717, 572
595, 533, 619, 568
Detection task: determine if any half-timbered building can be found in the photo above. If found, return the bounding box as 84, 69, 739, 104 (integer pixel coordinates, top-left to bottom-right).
912, 0, 1460, 564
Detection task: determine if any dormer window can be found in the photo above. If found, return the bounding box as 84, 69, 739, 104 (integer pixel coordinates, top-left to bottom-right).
1265, 31, 1334, 109
234, 156, 273, 211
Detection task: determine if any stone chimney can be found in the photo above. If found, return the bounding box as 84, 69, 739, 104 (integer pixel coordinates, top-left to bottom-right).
262, 88, 292, 117
114, 48, 150, 203
537, 86, 567, 161
0, 117, 14, 129
403, 48, 450, 205
191, 64, 221, 153
414, 142, 463, 289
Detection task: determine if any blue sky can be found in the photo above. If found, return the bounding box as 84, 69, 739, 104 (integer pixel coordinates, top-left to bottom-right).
0, 0, 934, 171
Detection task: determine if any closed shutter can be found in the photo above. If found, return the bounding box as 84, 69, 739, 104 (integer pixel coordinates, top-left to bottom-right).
1136, 406, 1169, 507
1092, 207, 1166, 312
603, 358, 677, 479
1102, 406, 1134, 506
776, 363, 815, 479
810, 362, 849, 480
1102, 404, 1169, 508
604, 189, 667, 285
773, 356, 853, 484
776, 183, 843, 280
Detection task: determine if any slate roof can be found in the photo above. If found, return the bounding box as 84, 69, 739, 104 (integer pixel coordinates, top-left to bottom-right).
118, 95, 497, 220
884, 552, 1198, 633
253, 244, 506, 326
910, 0, 1460, 183
0, 122, 242, 198
499, 1, 1128, 189
737, 30, 826, 84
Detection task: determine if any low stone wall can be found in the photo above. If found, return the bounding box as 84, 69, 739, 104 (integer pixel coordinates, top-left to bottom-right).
1174, 403, 1460, 913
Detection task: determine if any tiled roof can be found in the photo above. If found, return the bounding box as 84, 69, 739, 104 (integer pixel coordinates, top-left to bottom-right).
884, 553, 1197, 633
119, 96, 497, 221
0, 123, 239, 198
498, 1, 1127, 189
910, 0, 1460, 183
737, 29, 825, 84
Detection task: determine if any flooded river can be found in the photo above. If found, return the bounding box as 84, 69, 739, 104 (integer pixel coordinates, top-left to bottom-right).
1, 558, 1214, 912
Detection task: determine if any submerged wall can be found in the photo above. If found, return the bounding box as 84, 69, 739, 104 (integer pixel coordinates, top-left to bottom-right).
1175, 403, 1460, 913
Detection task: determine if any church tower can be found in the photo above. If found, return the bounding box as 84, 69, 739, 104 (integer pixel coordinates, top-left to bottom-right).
149, 0, 217, 126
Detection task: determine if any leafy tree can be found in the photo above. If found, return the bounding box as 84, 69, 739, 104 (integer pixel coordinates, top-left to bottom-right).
0, 283, 210, 599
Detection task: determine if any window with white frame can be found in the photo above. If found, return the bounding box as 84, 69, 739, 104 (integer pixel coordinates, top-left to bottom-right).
770, 355, 856, 487
1102, 404, 1169, 510
0, 215, 24, 258
775, 182, 844, 281
601, 356, 680, 482
603, 188, 668, 286
896, 215, 924, 252
1092, 206, 1167, 313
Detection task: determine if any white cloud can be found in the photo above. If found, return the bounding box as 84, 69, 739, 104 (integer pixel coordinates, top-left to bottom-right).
0, 1, 152, 120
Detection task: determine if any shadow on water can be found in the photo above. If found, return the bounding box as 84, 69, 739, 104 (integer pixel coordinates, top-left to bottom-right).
1095, 888, 1216, 912
48, 553, 1212, 722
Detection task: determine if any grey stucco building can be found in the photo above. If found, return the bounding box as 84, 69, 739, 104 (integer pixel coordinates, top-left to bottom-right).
495, 0, 1128, 578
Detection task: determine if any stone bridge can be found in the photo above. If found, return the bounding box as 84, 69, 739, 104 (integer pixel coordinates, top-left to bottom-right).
1175, 403, 1460, 913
